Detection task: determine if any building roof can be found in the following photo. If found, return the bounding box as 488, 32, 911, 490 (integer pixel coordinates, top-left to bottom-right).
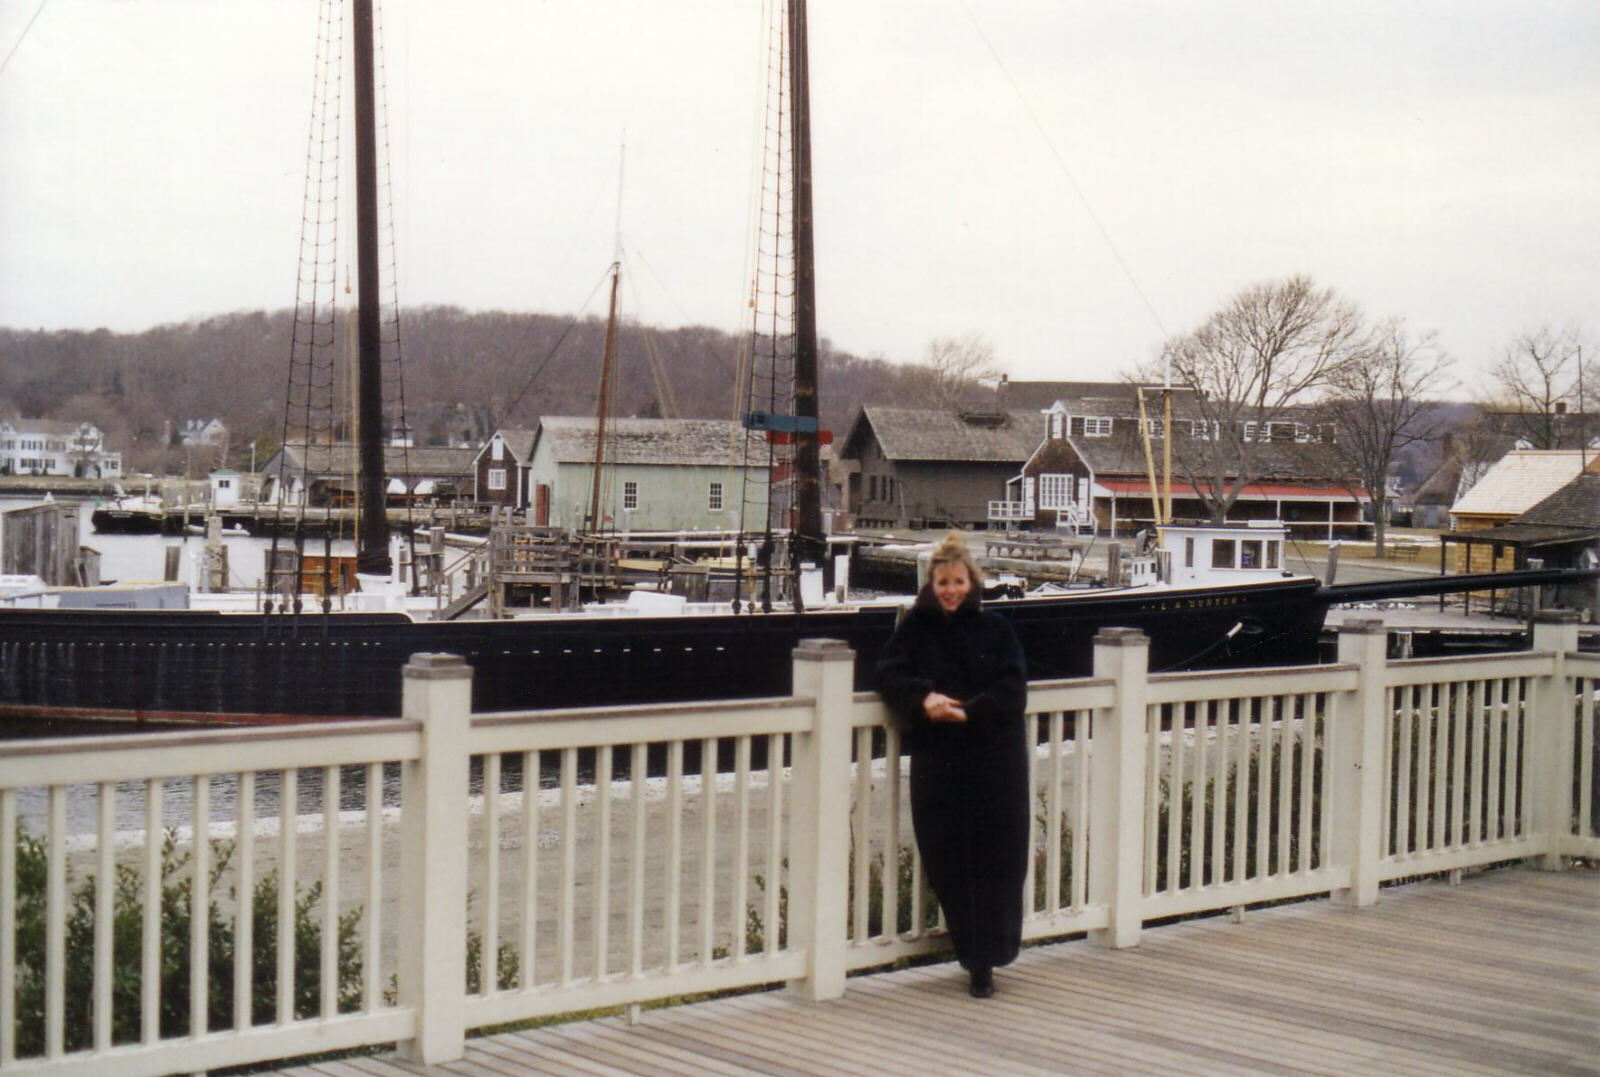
995, 379, 1137, 411
841, 407, 1041, 463
0, 417, 94, 436
534, 417, 764, 467
1411, 454, 1465, 506
1068, 426, 1352, 484
278, 442, 476, 479
1513, 472, 1600, 530
479, 428, 540, 463
1448, 450, 1589, 519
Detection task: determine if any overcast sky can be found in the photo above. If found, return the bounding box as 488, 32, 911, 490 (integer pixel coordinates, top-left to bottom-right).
1, 0, 1595, 393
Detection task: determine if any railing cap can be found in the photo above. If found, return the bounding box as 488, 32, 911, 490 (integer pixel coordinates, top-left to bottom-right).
1094, 627, 1149, 647
1336, 617, 1386, 635
794, 638, 854, 662
404, 652, 473, 679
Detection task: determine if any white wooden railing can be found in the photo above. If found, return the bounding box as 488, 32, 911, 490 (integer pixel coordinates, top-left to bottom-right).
1, 614, 1595, 1074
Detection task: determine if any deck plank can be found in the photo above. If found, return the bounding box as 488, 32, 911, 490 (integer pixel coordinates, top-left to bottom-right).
264, 867, 1599, 1076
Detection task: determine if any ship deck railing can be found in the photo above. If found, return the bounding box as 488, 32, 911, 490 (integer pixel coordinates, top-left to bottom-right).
1, 612, 1596, 1074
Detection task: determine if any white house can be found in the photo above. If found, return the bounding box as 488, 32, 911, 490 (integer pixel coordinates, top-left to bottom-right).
0, 419, 122, 478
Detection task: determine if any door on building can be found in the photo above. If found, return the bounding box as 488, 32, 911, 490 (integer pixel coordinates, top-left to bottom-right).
534, 483, 551, 526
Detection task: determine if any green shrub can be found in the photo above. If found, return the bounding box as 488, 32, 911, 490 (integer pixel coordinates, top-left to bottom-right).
10, 826, 362, 1058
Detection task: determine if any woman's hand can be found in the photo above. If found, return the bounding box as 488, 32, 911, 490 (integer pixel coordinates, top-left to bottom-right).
922, 692, 968, 723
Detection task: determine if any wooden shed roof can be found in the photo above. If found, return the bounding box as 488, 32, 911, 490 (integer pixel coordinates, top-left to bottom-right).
841, 407, 1041, 463
535, 417, 764, 467
1449, 450, 1588, 519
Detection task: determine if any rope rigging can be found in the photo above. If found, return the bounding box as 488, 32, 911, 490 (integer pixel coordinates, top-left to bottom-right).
736, 0, 801, 612
270, 0, 345, 618
269, 0, 414, 616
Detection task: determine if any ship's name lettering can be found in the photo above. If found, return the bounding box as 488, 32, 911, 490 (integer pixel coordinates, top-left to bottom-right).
1137, 595, 1245, 613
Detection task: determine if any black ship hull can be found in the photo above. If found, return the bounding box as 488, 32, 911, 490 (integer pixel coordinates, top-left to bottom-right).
0, 577, 1327, 722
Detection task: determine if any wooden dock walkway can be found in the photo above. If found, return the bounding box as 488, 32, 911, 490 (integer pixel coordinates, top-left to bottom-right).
274, 867, 1598, 1076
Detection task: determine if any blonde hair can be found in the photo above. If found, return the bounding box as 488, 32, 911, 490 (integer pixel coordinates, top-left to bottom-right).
929, 529, 983, 587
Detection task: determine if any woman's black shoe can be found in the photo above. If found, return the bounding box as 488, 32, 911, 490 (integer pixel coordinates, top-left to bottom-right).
968, 968, 995, 998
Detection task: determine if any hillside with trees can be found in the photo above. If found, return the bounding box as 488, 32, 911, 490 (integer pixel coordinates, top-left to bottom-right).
0, 307, 946, 474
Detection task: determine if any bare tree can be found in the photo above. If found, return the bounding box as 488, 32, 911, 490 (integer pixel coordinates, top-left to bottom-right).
1319, 318, 1454, 553
1485, 325, 1596, 449
924, 331, 1002, 407
1157, 275, 1367, 522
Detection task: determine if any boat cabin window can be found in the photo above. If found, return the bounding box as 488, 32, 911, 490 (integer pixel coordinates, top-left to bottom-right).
1240, 540, 1262, 569
1184, 536, 1194, 567
1211, 539, 1236, 569
623, 481, 639, 510
1266, 541, 1280, 569
708, 481, 724, 511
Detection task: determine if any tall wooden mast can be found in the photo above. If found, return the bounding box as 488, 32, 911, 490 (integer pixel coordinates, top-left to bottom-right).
787, 0, 824, 568
588, 263, 622, 530
352, 0, 390, 575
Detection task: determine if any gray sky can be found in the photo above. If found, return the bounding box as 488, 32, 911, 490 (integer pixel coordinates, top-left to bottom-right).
1, 0, 1595, 392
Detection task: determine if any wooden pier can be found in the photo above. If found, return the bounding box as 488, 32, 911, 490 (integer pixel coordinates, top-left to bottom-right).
278, 867, 1598, 1076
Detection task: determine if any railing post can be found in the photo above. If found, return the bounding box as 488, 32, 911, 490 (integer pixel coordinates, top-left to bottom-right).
1089, 628, 1149, 949
396, 653, 472, 1064
1331, 619, 1388, 907
786, 639, 855, 1000
1531, 609, 1580, 870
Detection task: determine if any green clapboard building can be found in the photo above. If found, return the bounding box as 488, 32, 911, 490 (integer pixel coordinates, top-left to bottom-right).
526, 416, 772, 531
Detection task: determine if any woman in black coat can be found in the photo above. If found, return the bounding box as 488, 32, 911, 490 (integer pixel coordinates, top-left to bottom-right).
873, 532, 1029, 998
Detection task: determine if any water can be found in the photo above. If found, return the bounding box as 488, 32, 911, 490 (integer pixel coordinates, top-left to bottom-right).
12, 765, 405, 843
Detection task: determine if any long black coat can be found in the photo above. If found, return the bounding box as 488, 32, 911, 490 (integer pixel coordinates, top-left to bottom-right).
873, 586, 1030, 972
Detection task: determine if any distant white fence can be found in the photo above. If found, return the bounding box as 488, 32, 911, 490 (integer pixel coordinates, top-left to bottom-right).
1, 614, 1595, 1074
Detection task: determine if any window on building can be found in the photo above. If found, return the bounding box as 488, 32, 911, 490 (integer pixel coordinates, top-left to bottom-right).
1211, 539, 1236, 569
869, 475, 879, 501
1144, 418, 1164, 438
708, 481, 723, 511
1082, 416, 1113, 437
1240, 540, 1262, 568
1038, 473, 1072, 509
487, 467, 507, 491
1242, 422, 1259, 442
623, 481, 638, 510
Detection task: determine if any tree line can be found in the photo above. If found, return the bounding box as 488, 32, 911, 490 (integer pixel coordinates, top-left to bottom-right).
0, 307, 943, 475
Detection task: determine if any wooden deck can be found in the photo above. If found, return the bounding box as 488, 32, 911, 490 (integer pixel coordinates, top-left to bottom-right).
275, 867, 1599, 1076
